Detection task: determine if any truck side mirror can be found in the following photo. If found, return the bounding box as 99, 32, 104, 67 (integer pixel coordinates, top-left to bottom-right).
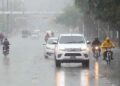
52, 40, 58, 44
87, 41, 91, 44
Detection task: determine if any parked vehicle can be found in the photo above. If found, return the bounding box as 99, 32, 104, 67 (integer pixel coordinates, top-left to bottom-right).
54, 34, 90, 68
21, 30, 31, 38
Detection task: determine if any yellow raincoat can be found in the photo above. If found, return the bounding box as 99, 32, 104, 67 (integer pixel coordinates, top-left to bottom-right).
101, 37, 115, 49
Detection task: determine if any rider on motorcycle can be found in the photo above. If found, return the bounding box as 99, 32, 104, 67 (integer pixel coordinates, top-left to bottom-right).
101, 37, 115, 60
92, 37, 101, 55
44, 31, 54, 43
44, 33, 50, 43
51, 31, 54, 37
3, 38, 10, 51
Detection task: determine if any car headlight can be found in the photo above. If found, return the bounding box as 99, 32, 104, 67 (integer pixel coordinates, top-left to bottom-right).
58, 48, 65, 51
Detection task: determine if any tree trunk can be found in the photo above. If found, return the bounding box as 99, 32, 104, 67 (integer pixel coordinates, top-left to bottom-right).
118, 29, 120, 47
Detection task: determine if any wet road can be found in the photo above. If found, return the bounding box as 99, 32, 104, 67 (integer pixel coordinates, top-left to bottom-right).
0, 31, 119, 86
0, 0, 119, 85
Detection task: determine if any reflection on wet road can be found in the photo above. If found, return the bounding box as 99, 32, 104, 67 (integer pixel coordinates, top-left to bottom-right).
94, 62, 99, 86
55, 61, 115, 86
55, 67, 89, 86
56, 68, 90, 86
56, 69, 65, 86
3, 57, 10, 66
80, 69, 90, 86
56, 67, 90, 86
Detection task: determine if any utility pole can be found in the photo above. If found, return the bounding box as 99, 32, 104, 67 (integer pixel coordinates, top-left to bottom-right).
83, 22, 85, 36
118, 30, 120, 47
97, 21, 100, 38
107, 23, 110, 37
22, 0, 25, 14
6, 0, 9, 34
2, 0, 5, 32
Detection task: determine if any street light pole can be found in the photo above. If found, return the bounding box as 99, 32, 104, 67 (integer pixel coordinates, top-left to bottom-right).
21, 0, 25, 14
107, 23, 110, 37
6, 0, 9, 34
97, 21, 100, 38
2, 0, 5, 32
83, 22, 85, 36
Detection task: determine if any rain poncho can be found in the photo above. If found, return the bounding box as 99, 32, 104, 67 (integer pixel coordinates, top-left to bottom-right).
101, 37, 115, 49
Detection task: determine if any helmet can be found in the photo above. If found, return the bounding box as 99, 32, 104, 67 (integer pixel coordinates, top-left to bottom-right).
105, 37, 110, 42
4, 37, 8, 41
106, 37, 110, 40
94, 37, 98, 41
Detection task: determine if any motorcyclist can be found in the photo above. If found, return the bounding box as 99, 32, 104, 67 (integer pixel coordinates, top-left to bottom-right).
101, 37, 115, 60
91, 38, 101, 55
44, 33, 50, 43
2, 38, 10, 51
44, 31, 55, 43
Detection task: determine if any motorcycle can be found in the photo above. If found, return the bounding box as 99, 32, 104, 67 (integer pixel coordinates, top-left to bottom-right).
104, 49, 113, 64
93, 46, 101, 60
3, 45, 9, 56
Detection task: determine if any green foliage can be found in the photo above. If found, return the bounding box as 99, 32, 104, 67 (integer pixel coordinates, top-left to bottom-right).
55, 6, 83, 28
89, 0, 120, 25
75, 0, 89, 14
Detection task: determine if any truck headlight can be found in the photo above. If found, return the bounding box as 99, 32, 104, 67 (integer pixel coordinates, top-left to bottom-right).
81, 47, 89, 51
58, 48, 65, 51
56, 47, 65, 52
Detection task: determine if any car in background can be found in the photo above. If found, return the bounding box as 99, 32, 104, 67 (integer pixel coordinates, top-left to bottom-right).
31, 29, 40, 39
44, 37, 58, 58
21, 30, 31, 38
54, 34, 90, 68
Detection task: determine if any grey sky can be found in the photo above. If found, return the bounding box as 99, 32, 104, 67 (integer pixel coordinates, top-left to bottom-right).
24, 0, 73, 12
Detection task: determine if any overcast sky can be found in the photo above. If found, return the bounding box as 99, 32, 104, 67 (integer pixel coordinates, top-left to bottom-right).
24, 0, 73, 12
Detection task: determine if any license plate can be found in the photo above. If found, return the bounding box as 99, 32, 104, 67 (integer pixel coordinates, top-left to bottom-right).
70, 56, 76, 59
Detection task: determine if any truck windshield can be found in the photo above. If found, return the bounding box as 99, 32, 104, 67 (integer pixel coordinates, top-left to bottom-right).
59, 36, 85, 44
47, 38, 57, 44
